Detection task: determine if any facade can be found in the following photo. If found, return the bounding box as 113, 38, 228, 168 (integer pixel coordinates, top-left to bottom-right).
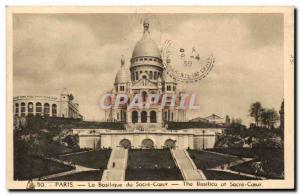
74, 128, 222, 150
74, 20, 223, 150
13, 90, 83, 119
104, 19, 186, 127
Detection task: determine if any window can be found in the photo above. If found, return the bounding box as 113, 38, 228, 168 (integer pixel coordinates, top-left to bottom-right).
142, 91, 147, 102
52, 104, 57, 117
28, 102, 33, 116
167, 85, 171, 91
141, 111, 147, 123
150, 111, 157, 123
15, 103, 19, 116
44, 103, 50, 116
21, 102, 26, 116
136, 72, 138, 80
139, 58, 143, 61
120, 86, 125, 91
149, 71, 153, 79
132, 111, 138, 123
154, 72, 157, 79
149, 58, 153, 61
144, 58, 147, 61
36, 102, 42, 115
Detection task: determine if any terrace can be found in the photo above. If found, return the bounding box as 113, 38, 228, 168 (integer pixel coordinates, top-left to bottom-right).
187, 150, 240, 170
125, 149, 183, 181
58, 149, 111, 169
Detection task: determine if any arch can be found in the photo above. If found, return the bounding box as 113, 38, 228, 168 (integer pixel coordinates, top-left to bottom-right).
44, 103, 50, 116
27, 102, 33, 116
132, 111, 138, 123
119, 139, 131, 149
141, 111, 147, 123
52, 104, 57, 117
164, 139, 176, 149
21, 102, 26, 116
150, 111, 157, 123
15, 103, 19, 116
141, 138, 154, 149
35, 102, 42, 116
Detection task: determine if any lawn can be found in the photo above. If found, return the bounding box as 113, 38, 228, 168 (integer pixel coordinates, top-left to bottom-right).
46, 170, 103, 181
126, 168, 183, 181
208, 147, 284, 179
230, 160, 284, 179
187, 150, 240, 169
126, 149, 182, 180
14, 156, 73, 180
58, 149, 111, 169
127, 149, 176, 169
202, 170, 256, 180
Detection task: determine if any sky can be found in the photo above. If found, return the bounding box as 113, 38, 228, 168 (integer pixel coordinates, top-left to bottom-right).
13, 13, 284, 124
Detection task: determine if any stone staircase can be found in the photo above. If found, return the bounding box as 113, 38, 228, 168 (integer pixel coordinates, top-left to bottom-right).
171, 149, 206, 180
101, 148, 128, 181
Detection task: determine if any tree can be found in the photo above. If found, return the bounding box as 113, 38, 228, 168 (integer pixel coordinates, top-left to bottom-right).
261, 108, 279, 129
68, 94, 74, 101
225, 115, 230, 126
279, 100, 284, 138
249, 102, 263, 127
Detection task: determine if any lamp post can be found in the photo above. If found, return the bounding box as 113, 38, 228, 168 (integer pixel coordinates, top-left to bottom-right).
202, 130, 205, 150
92, 130, 96, 150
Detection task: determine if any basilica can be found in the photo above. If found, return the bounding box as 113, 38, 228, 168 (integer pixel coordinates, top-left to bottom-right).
75, 20, 224, 150
105, 19, 186, 129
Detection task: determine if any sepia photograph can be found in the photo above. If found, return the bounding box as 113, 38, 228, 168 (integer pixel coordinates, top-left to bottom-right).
6, 6, 294, 190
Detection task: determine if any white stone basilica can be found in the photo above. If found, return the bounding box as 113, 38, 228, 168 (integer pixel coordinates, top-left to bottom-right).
105, 19, 186, 129
75, 20, 224, 150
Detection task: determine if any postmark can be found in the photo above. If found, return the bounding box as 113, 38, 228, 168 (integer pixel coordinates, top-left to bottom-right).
161, 40, 215, 83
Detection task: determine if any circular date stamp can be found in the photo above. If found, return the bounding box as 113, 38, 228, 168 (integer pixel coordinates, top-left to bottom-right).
161, 40, 215, 83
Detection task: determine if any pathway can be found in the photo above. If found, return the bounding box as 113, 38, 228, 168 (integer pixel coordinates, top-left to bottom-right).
101, 148, 128, 181
171, 149, 206, 180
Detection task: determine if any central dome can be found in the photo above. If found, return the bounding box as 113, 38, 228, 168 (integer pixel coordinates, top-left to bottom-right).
132, 20, 161, 59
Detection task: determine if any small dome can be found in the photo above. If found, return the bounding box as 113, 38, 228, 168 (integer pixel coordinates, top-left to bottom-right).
132, 20, 161, 59
115, 57, 130, 84
115, 66, 129, 84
